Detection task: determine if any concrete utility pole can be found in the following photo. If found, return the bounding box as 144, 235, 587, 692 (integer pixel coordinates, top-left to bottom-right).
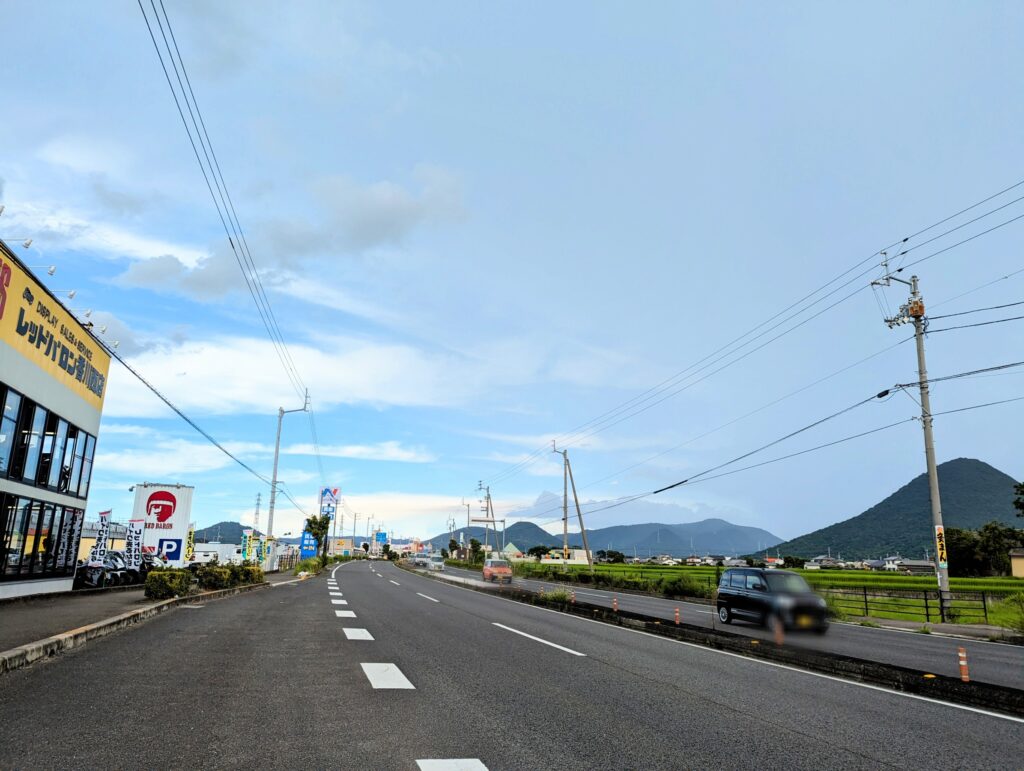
553, 443, 595, 571
267, 390, 310, 537
873, 270, 951, 619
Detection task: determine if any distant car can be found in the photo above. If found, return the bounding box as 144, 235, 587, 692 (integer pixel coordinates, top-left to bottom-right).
716, 568, 828, 633
413, 554, 431, 567
428, 554, 445, 571
482, 559, 512, 584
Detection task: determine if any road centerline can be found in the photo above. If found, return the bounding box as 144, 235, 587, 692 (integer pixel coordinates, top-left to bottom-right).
416, 593, 439, 603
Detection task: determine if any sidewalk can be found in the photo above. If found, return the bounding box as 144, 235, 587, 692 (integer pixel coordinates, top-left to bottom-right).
0, 570, 296, 653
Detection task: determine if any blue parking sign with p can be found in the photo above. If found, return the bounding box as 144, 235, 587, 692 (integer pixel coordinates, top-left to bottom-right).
159, 539, 183, 562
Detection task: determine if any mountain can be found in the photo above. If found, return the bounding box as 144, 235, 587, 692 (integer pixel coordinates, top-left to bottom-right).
194, 521, 263, 544
579, 519, 783, 557
771, 458, 1021, 560
424, 522, 561, 551
426, 514, 782, 557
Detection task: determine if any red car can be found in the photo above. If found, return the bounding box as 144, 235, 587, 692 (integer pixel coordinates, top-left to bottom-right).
482, 559, 513, 584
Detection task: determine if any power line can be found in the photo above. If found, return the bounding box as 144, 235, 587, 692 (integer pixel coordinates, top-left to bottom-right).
484, 177, 1024, 486
928, 314, 1024, 334
139, 0, 328, 486
929, 299, 1024, 320
100, 340, 270, 485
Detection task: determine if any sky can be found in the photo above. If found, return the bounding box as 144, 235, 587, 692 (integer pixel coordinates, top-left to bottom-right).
1, 1, 1023, 543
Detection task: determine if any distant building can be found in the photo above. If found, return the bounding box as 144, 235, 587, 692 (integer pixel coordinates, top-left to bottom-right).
1011, 549, 1024, 578
704, 555, 726, 566
722, 558, 747, 568
685, 556, 703, 566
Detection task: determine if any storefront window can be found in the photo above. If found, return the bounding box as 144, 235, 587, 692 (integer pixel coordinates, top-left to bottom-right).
0, 494, 15, 573
3, 497, 32, 576
0, 389, 21, 476
20, 405, 48, 483
28, 504, 56, 574
58, 428, 77, 493
77, 434, 95, 498
46, 419, 69, 489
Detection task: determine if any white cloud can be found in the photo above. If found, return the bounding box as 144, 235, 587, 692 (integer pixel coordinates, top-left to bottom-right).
5, 201, 206, 266
94, 438, 269, 477
37, 135, 133, 178
484, 452, 564, 477
101, 334, 485, 418
284, 441, 435, 463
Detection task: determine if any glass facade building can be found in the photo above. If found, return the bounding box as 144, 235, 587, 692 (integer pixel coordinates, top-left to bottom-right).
0, 243, 110, 597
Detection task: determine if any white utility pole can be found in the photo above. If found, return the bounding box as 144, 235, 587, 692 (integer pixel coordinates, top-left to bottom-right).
873, 270, 951, 619
267, 390, 310, 537
553, 442, 595, 571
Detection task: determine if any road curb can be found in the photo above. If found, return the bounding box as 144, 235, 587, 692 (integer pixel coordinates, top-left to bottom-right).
0, 582, 270, 677
404, 564, 1024, 718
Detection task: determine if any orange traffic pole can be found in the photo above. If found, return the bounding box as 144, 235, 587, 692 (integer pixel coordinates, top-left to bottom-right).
570, 589, 576, 604
674, 607, 680, 625
773, 617, 785, 647
613, 596, 618, 612
958, 646, 970, 682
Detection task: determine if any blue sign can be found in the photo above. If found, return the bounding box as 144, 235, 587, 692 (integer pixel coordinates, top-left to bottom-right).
299, 531, 318, 559
375, 531, 387, 544
158, 538, 183, 562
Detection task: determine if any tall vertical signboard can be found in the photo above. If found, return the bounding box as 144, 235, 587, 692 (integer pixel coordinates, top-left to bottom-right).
134, 484, 194, 567
88, 510, 111, 567
125, 519, 144, 570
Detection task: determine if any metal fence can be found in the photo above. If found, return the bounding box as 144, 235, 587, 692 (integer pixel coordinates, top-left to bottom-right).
819, 587, 989, 624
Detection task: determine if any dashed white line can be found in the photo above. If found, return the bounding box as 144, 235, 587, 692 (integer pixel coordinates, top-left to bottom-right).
416, 761, 488, 770
335, 610, 357, 618
492, 622, 586, 656
330, 592, 344, 597
332, 599, 349, 605
389, 580, 401, 586
343, 628, 374, 640
360, 663, 415, 689
416, 593, 439, 603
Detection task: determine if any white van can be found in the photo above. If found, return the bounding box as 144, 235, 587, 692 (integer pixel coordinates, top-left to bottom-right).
428, 554, 445, 571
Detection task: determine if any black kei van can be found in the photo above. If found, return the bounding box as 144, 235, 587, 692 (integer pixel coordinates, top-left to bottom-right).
716, 568, 829, 633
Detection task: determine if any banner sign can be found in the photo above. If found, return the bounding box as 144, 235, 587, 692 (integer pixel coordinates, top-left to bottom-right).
88, 510, 111, 567
56, 508, 82, 569
934, 525, 948, 570
125, 519, 144, 570
0, 249, 110, 410
299, 530, 318, 559
241, 529, 253, 561
184, 524, 195, 562
135, 484, 194, 567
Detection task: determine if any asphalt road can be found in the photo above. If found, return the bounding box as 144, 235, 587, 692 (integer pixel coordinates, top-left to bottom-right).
0, 560, 1020, 769
443, 566, 1024, 690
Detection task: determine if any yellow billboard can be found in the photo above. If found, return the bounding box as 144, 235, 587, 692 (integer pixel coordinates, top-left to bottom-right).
0, 246, 110, 411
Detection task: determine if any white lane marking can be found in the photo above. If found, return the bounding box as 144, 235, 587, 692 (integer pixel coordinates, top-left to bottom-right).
335, 610, 357, 618
360, 663, 415, 689
417, 593, 439, 603
331, 564, 341, 578
416, 761, 488, 770
450, 586, 1023, 725
343, 628, 374, 640
377, 574, 384, 578
332, 599, 349, 605
389, 580, 401, 586
330, 592, 344, 597
492, 622, 586, 657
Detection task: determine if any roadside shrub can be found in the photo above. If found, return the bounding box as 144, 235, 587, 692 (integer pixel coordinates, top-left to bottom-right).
144, 569, 193, 599
197, 565, 232, 590
241, 566, 264, 584
659, 576, 707, 599
228, 563, 247, 585
292, 557, 323, 576
544, 589, 571, 603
